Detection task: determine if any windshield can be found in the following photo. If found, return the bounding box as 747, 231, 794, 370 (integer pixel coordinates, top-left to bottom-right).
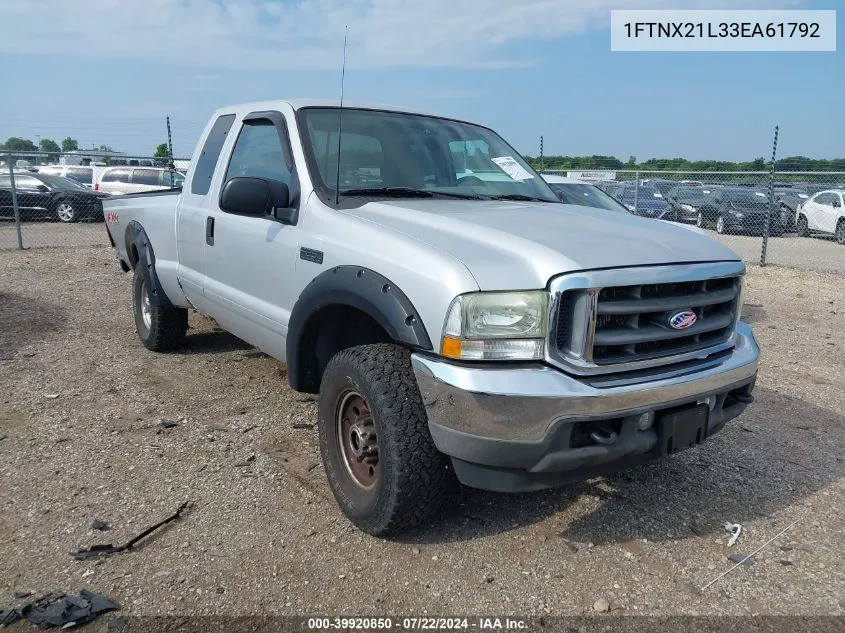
297, 107, 559, 203
38, 174, 89, 190
676, 186, 708, 201
548, 182, 630, 213
724, 189, 769, 204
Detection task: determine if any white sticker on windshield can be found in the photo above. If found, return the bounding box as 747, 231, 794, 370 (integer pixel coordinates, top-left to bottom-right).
755, 192, 767, 197
491, 156, 534, 181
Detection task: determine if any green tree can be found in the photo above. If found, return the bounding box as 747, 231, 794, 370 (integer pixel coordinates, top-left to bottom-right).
40, 138, 61, 154
98, 144, 114, 153
154, 143, 171, 159
61, 137, 79, 152
1, 137, 38, 152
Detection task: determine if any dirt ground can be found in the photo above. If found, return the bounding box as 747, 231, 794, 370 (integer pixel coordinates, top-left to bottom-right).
0, 246, 843, 621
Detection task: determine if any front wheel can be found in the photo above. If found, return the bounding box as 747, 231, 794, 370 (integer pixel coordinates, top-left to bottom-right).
716, 215, 727, 234
132, 263, 188, 351
696, 212, 705, 228
55, 200, 78, 223
836, 219, 845, 245
318, 344, 453, 536
796, 214, 809, 237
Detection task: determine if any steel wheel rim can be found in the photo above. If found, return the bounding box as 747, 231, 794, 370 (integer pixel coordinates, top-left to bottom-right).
140, 279, 152, 330
57, 202, 74, 222
336, 390, 379, 490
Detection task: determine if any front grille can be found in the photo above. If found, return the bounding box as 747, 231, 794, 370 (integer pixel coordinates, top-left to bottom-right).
554, 274, 741, 370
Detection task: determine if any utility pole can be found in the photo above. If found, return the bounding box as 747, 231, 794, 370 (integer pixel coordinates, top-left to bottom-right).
539, 135, 544, 172
166, 116, 175, 169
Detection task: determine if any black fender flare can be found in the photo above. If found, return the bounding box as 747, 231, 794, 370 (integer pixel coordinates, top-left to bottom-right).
124, 221, 176, 310
286, 266, 433, 391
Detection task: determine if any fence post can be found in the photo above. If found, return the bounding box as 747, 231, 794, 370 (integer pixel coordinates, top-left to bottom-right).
7, 152, 24, 250
760, 126, 779, 267
633, 171, 640, 214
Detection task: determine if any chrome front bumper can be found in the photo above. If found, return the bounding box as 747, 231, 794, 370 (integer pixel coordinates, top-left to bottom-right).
411, 322, 760, 491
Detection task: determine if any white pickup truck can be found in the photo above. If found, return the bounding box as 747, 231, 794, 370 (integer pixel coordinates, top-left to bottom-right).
103, 99, 760, 535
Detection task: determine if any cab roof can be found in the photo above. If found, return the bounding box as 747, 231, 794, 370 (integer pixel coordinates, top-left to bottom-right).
211, 99, 471, 124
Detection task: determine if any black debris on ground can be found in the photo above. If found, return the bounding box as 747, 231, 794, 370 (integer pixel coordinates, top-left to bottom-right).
72, 501, 189, 561
0, 590, 119, 629
91, 519, 110, 531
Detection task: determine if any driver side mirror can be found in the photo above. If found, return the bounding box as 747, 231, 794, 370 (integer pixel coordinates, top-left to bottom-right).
219, 177, 296, 224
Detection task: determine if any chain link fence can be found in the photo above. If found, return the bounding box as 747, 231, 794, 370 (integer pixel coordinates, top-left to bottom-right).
538, 168, 845, 275
3, 148, 843, 274
1, 151, 189, 250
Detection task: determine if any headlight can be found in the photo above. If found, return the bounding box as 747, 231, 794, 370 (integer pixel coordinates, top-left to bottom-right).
681, 204, 695, 212
441, 291, 548, 361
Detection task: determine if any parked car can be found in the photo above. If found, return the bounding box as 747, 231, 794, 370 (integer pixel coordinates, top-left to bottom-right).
666, 185, 721, 223
640, 178, 678, 197
772, 187, 809, 232
541, 175, 632, 211
37, 164, 102, 189
605, 183, 674, 220
795, 189, 845, 243
102, 99, 758, 536
95, 167, 185, 195
0, 172, 110, 222
694, 187, 784, 235
542, 175, 710, 236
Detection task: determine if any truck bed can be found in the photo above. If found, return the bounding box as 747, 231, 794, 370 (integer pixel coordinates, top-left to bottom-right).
103, 189, 187, 308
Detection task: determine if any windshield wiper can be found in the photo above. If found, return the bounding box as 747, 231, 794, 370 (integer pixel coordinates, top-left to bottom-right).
340, 187, 433, 198
486, 194, 555, 203
339, 187, 485, 200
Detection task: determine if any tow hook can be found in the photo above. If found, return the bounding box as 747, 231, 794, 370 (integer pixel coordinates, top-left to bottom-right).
590, 428, 619, 446
732, 392, 754, 404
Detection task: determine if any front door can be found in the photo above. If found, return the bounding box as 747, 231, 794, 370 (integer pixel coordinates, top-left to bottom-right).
202, 110, 302, 359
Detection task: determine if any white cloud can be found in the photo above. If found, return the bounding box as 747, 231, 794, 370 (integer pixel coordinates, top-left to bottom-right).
0, 0, 807, 70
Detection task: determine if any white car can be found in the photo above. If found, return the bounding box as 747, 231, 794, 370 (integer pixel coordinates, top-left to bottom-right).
795, 189, 845, 244
94, 166, 185, 195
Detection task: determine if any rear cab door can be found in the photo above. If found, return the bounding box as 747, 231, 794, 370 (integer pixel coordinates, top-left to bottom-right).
174, 112, 237, 313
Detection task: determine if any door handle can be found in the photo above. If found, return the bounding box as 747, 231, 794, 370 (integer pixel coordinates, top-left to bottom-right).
206, 216, 215, 246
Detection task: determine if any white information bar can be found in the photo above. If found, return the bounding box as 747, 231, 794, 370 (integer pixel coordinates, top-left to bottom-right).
611, 10, 836, 51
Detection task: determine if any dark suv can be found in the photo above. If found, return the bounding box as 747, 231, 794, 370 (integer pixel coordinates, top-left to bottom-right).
694, 187, 784, 236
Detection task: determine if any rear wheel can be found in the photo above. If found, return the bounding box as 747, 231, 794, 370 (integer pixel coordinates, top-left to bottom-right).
716, 215, 727, 234
132, 263, 188, 351
55, 200, 77, 223
836, 219, 845, 245
318, 344, 453, 536
796, 214, 809, 237
696, 212, 705, 228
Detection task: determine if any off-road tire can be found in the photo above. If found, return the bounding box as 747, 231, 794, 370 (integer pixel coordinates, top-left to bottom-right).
318, 343, 454, 536
132, 263, 188, 351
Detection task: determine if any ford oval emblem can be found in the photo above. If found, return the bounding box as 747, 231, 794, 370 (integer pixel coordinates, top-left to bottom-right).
669, 310, 697, 330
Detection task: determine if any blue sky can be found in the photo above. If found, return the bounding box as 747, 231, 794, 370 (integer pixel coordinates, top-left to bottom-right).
0, 0, 841, 161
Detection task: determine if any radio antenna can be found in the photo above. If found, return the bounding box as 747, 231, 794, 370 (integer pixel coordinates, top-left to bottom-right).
334, 25, 348, 206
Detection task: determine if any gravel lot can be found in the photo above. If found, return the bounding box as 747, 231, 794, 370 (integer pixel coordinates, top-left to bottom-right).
0, 221, 106, 251
0, 246, 843, 622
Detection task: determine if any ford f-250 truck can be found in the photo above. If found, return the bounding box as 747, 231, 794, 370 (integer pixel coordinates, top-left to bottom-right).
103, 99, 759, 535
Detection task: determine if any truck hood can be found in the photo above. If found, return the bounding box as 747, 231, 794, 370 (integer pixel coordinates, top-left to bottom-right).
345, 199, 742, 290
